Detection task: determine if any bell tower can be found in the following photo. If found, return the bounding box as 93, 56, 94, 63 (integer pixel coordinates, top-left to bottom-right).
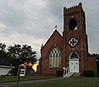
63, 3, 88, 75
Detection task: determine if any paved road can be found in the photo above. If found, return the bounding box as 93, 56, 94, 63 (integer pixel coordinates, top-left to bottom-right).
0, 77, 64, 87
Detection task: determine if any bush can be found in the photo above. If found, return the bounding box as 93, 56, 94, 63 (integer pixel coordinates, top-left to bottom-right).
56, 70, 63, 76
83, 70, 94, 77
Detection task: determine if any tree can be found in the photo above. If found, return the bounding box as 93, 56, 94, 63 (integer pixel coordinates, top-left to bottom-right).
7, 44, 21, 59
20, 45, 37, 63
0, 43, 8, 59
7, 44, 21, 67
7, 44, 37, 65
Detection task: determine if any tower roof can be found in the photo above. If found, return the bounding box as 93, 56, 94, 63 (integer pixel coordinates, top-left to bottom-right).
64, 2, 84, 15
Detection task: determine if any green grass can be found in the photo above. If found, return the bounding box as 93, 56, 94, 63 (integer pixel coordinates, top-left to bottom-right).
1, 76, 99, 87
10, 77, 99, 87
0, 75, 57, 83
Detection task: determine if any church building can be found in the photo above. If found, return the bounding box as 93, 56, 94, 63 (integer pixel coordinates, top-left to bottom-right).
39, 3, 98, 76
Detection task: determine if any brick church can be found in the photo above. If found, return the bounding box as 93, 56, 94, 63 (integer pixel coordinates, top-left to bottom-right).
39, 3, 98, 76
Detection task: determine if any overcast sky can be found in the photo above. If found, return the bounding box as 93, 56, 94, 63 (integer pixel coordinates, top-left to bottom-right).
0, 0, 99, 58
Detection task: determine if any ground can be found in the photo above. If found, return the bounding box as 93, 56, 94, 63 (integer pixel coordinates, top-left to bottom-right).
0, 76, 99, 87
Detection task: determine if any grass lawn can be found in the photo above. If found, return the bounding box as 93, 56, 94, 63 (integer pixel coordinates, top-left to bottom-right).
1, 76, 99, 87
0, 75, 57, 83
10, 77, 99, 87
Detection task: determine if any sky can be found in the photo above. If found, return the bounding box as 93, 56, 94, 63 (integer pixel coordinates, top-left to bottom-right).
0, 0, 99, 58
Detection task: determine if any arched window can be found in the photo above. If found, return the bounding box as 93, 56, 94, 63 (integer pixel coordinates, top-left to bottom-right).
49, 48, 61, 68
70, 52, 78, 59
69, 18, 77, 30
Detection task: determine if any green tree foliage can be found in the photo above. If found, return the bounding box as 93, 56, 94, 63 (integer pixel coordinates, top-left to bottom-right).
7, 44, 22, 67
7, 44, 37, 65
20, 45, 37, 63
0, 43, 8, 59
0, 43, 37, 75
0, 43, 37, 66
7, 44, 21, 59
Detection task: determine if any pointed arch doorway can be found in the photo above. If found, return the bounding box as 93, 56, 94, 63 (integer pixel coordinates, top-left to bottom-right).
69, 52, 79, 72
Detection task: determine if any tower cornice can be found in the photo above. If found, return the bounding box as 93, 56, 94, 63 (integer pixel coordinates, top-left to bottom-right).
64, 3, 84, 15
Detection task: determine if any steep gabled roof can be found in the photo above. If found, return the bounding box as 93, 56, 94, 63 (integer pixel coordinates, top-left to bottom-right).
42, 29, 63, 49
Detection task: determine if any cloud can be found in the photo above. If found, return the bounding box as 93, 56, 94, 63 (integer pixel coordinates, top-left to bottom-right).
0, 32, 44, 58
0, 0, 99, 58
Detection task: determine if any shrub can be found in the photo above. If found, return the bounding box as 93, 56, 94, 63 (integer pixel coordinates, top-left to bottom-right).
56, 70, 63, 76
83, 70, 94, 77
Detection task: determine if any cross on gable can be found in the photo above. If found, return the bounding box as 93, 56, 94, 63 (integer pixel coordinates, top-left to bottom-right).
68, 38, 78, 47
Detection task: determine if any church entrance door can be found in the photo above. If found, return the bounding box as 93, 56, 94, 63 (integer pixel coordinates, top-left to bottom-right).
69, 52, 79, 72
69, 59, 79, 72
